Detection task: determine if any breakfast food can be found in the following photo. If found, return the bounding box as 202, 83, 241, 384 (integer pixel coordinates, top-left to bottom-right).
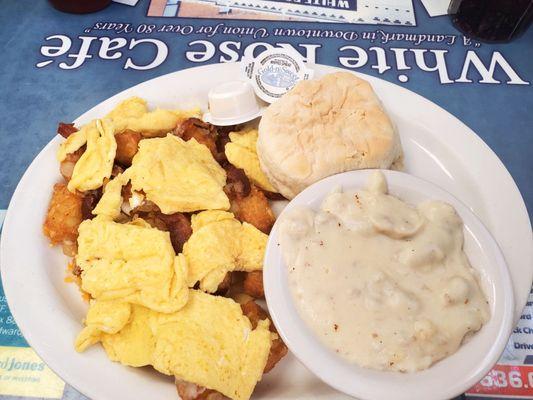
43, 97, 288, 400
41, 72, 421, 397
279, 171, 490, 372
76, 215, 189, 312
183, 210, 267, 293
76, 292, 272, 400
43, 183, 83, 256
125, 134, 229, 213
257, 72, 403, 199
225, 128, 277, 193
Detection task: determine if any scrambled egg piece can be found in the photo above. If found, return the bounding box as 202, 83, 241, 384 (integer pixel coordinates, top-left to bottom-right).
76, 215, 189, 313
184, 211, 267, 292
75, 299, 132, 351
57, 97, 201, 187
106, 96, 148, 121
127, 134, 229, 213
76, 291, 272, 400
225, 129, 277, 192
107, 97, 201, 137
63, 119, 116, 192
57, 125, 90, 162
92, 173, 129, 219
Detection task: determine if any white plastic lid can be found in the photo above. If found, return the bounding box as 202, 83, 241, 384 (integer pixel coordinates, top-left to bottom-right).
203, 80, 265, 126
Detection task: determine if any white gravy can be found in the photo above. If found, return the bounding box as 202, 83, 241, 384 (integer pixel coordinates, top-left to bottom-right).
279, 172, 489, 372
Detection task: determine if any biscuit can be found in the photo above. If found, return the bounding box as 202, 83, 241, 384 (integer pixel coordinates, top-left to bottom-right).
257, 72, 402, 199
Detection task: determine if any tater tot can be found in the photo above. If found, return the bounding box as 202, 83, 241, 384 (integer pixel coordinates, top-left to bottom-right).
43, 183, 83, 246
231, 186, 275, 234
243, 271, 264, 299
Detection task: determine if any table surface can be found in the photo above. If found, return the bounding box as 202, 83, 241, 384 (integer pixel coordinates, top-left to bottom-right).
0, 1, 532, 399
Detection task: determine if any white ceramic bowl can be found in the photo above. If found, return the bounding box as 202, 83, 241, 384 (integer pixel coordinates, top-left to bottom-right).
263, 169, 514, 400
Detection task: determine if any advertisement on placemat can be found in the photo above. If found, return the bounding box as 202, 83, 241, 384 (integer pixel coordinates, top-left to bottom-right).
0, 0, 532, 399
148, 0, 416, 24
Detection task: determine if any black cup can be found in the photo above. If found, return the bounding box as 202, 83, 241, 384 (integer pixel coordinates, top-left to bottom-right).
49, 0, 112, 14
449, 0, 533, 42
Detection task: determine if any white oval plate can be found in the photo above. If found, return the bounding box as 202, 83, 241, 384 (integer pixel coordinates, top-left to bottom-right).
1, 63, 531, 400
264, 169, 514, 400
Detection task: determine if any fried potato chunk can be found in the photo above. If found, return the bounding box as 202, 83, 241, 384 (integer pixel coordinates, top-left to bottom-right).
115, 130, 141, 166
243, 271, 264, 299
176, 379, 228, 400
231, 186, 275, 234
43, 183, 83, 247
223, 166, 274, 233
241, 301, 288, 374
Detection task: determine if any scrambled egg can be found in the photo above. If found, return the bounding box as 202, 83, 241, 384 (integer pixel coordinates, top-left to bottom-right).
65, 119, 117, 192
76, 215, 189, 313
92, 172, 129, 219
225, 129, 277, 193
76, 291, 272, 400
107, 97, 201, 137
57, 123, 91, 162
75, 299, 132, 351
127, 134, 229, 213
58, 98, 278, 399
88, 132, 230, 216
57, 97, 201, 193
106, 96, 148, 121
183, 211, 267, 292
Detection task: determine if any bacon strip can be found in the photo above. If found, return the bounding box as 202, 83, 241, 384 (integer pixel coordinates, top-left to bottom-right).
224, 165, 251, 199
174, 118, 219, 159
157, 212, 192, 254
57, 122, 78, 138
81, 189, 102, 220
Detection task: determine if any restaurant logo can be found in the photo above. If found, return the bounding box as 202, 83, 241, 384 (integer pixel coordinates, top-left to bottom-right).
34, 22, 530, 86
260, 64, 299, 87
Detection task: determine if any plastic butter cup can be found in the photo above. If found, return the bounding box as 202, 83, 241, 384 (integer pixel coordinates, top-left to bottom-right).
202, 80, 266, 126
263, 169, 514, 400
